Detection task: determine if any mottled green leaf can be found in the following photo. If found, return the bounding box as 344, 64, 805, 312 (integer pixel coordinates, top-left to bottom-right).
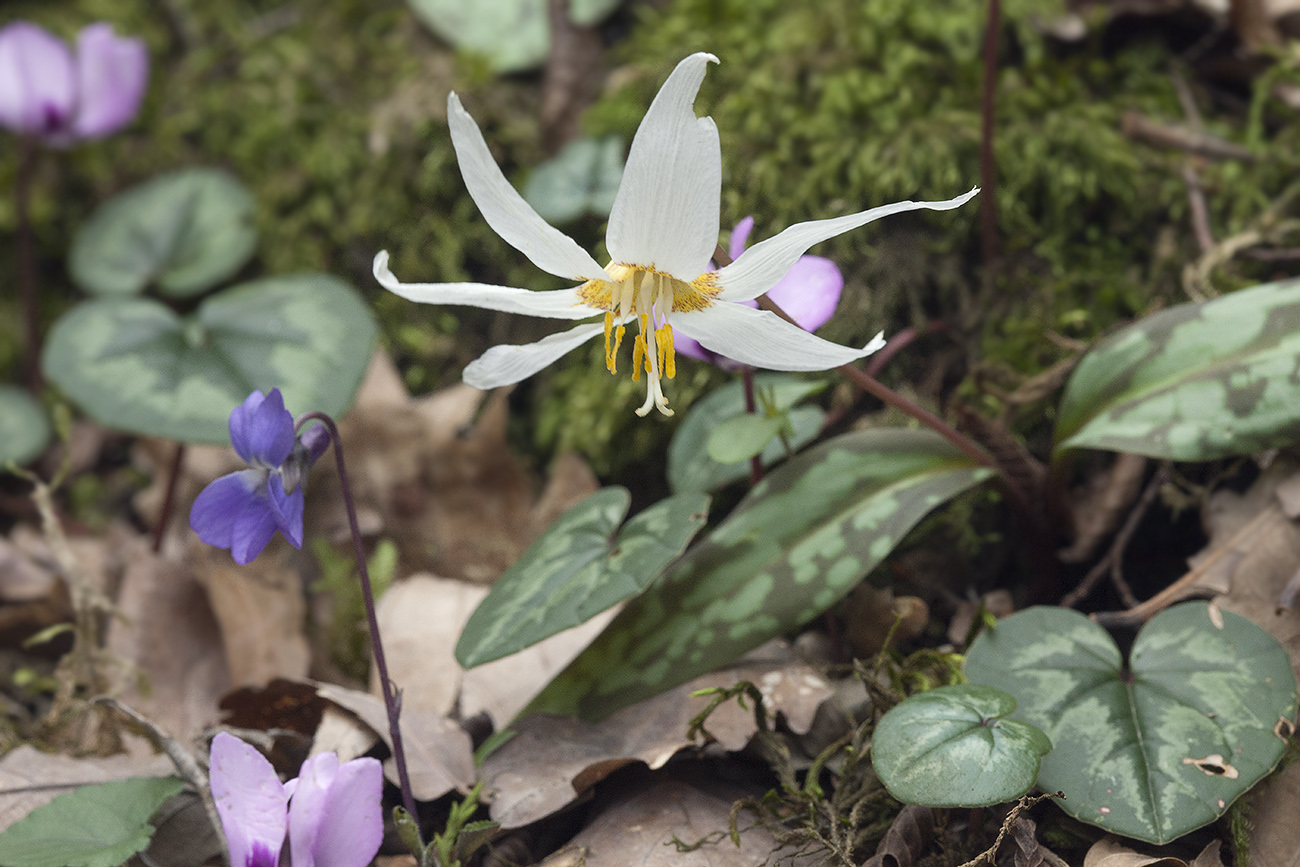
523, 136, 625, 223
964, 602, 1297, 844
457, 487, 709, 668
0, 775, 183, 867
668, 375, 827, 493
407, 0, 621, 73
525, 428, 995, 720
70, 168, 257, 299
872, 684, 1052, 807
42, 274, 375, 443
0, 387, 50, 467
1055, 278, 1300, 460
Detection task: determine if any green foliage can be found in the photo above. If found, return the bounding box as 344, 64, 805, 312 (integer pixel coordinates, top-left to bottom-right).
668, 374, 826, 493
522, 136, 625, 224
69, 168, 256, 298
871, 684, 1052, 807
1055, 277, 1300, 460
0, 387, 50, 468
0, 775, 183, 867
311, 538, 397, 682
524, 428, 995, 720
964, 602, 1298, 844
456, 487, 709, 668
41, 274, 376, 443
395, 783, 498, 867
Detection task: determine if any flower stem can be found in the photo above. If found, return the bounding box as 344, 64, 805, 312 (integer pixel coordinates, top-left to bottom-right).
740, 366, 763, 485
152, 443, 186, 553
16, 137, 41, 392
295, 412, 418, 821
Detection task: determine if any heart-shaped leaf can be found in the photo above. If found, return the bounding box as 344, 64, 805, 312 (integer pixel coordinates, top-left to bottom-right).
70, 168, 257, 299
42, 274, 375, 443
407, 0, 622, 73
964, 602, 1297, 844
523, 136, 625, 224
457, 487, 709, 668
0, 387, 50, 467
525, 428, 995, 720
1055, 278, 1300, 460
668, 374, 827, 493
0, 775, 184, 867
872, 684, 1052, 807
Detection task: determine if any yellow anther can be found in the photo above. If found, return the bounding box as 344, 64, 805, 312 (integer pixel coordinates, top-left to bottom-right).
631, 331, 646, 382
657, 324, 676, 379
603, 312, 614, 372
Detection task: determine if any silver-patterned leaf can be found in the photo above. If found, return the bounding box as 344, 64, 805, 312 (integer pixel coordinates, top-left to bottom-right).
70, 168, 257, 299
0, 387, 50, 468
964, 602, 1297, 843
1055, 278, 1300, 460
525, 428, 994, 720
456, 487, 710, 668
522, 136, 625, 223
42, 274, 375, 443
872, 684, 1052, 807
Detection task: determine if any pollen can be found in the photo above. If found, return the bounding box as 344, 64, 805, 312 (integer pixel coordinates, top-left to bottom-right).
577, 264, 719, 416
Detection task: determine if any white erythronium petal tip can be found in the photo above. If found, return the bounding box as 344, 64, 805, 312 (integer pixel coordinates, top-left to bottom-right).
463, 322, 606, 390
673, 303, 883, 371
447, 93, 611, 283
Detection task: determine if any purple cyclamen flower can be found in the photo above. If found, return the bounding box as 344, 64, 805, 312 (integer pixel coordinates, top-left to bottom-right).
190, 389, 328, 565
0, 21, 147, 145
209, 732, 384, 867
676, 216, 846, 367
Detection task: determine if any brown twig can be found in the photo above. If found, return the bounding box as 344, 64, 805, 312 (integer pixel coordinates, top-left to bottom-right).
1060, 464, 1167, 609
151, 443, 186, 553
741, 366, 763, 486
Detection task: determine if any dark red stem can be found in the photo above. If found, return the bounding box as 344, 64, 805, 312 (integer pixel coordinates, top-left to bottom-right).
741, 366, 763, 485
16, 137, 41, 392
295, 412, 418, 821
152, 443, 186, 553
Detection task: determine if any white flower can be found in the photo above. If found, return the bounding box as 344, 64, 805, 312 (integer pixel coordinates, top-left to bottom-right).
374, 52, 977, 417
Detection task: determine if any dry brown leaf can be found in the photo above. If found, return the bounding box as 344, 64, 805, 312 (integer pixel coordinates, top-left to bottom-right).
0, 745, 174, 832
315, 682, 474, 801
842, 585, 929, 656
481, 641, 834, 828
566, 776, 776, 867
1083, 835, 1224, 867
1248, 759, 1300, 867
861, 803, 934, 867
1060, 452, 1148, 563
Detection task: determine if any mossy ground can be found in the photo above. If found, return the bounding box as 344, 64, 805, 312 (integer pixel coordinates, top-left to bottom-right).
5, 0, 1299, 478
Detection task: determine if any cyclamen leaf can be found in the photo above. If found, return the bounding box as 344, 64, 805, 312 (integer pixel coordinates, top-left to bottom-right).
1055, 278, 1300, 460
70, 168, 257, 299
0, 776, 184, 867
0, 387, 50, 468
525, 428, 994, 720
964, 602, 1297, 844
523, 136, 625, 223
42, 274, 375, 443
456, 487, 710, 668
872, 684, 1052, 807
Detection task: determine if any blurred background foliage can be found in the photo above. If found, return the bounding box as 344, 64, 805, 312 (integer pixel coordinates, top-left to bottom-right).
3, 0, 1298, 476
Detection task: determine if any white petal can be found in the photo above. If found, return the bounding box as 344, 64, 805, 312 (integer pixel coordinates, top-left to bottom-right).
373, 251, 602, 320
462, 322, 605, 389
673, 303, 885, 371
715, 187, 980, 302
606, 53, 720, 281
448, 92, 611, 283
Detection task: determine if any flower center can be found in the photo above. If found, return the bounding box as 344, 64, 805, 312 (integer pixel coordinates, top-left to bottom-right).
576, 264, 720, 416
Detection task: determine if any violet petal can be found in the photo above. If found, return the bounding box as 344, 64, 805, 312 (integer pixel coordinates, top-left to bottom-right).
287, 752, 339, 867
306, 757, 384, 867
190, 471, 261, 550
0, 22, 74, 137
267, 477, 304, 549
766, 254, 844, 333
209, 732, 287, 867
727, 215, 754, 262
228, 390, 267, 464
230, 492, 280, 565
69, 23, 147, 141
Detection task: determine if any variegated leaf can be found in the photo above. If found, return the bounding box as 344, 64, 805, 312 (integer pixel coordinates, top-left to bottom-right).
872, 684, 1052, 807
524, 429, 995, 720
1055, 278, 1300, 460
0, 387, 50, 468
42, 274, 375, 443
964, 602, 1297, 844
456, 487, 710, 668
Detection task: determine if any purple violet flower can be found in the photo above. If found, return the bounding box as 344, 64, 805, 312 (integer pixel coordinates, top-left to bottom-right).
209, 732, 384, 867
189, 389, 328, 565
0, 21, 147, 145
676, 216, 846, 367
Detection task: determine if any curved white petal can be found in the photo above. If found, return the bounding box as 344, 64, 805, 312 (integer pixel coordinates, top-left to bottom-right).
606, 53, 721, 281
448, 92, 610, 283
462, 322, 605, 389
715, 187, 980, 302
373, 251, 602, 320
673, 303, 886, 371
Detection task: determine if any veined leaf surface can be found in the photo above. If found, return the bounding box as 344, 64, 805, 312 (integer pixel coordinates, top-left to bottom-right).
872, 684, 1052, 807
1055, 278, 1300, 460
42, 274, 375, 443
525, 428, 994, 720
964, 602, 1297, 843
456, 487, 709, 668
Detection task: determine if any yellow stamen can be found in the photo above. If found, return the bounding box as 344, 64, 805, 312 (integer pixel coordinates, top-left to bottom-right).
631, 331, 645, 382
657, 323, 676, 379
603, 312, 614, 372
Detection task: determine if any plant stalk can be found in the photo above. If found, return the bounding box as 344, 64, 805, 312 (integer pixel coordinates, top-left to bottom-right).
16, 137, 41, 392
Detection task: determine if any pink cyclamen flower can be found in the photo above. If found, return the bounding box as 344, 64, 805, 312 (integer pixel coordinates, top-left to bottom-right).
676, 215, 845, 367
0, 21, 147, 145
210, 732, 384, 867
